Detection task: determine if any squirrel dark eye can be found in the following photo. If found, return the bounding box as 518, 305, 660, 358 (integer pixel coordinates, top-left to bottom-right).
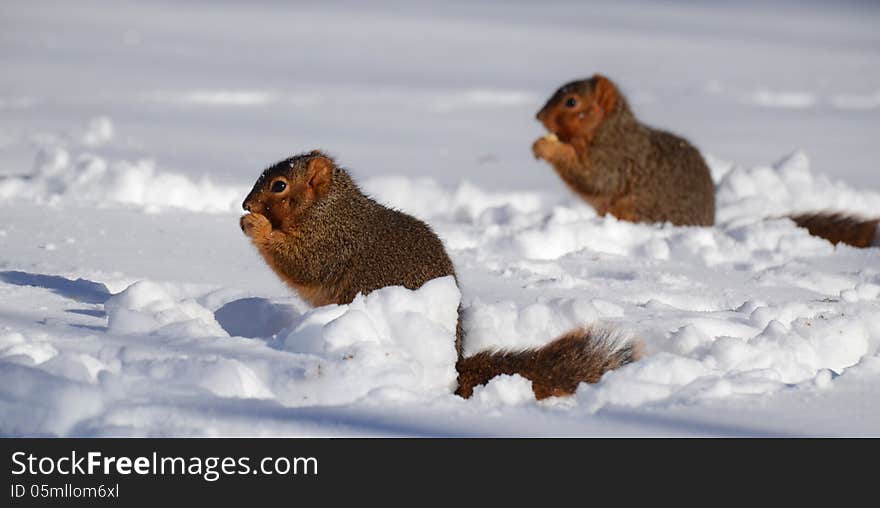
271, 180, 287, 193
565, 97, 577, 108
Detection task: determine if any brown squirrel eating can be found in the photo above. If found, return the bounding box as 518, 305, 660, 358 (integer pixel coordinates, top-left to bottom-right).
241, 150, 638, 399
533, 74, 716, 226
533, 74, 878, 247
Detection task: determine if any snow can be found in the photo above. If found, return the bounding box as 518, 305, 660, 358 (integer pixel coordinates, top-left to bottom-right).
0, 140, 245, 213
1, 0, 879, 436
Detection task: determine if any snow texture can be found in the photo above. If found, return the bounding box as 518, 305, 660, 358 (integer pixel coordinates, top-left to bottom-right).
1, 0, 879, 436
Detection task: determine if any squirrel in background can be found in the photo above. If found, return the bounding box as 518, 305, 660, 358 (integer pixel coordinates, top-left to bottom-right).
533, 74, 879, 247
241, 151, 638, 400
532, 74, 716, 227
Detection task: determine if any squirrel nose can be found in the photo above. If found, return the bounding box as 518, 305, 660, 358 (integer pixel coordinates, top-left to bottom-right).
536, 107, 549, 122
243, 201, 251, 212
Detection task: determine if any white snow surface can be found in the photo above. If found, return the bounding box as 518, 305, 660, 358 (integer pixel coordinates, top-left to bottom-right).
1, 0, 879, 436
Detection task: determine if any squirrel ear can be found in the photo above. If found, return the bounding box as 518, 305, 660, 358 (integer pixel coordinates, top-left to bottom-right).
306, 156, 333, 195
591, 74, 618, 114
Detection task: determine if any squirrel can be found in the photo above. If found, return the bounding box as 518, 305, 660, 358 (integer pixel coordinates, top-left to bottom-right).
532, 74, 715, 227
532, 74, 879, 247
240, 150, 638, 400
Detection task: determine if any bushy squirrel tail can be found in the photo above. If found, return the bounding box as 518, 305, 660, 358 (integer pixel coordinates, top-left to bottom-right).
789, 213, 879, 248
455, 326, 639, 400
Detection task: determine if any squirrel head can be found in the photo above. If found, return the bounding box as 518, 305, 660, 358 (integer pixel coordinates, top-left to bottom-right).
242, 150, 336, 230
536, 74, 619, 145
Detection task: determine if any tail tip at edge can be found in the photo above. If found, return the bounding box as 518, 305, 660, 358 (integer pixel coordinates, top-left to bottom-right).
580, 324, 642, 362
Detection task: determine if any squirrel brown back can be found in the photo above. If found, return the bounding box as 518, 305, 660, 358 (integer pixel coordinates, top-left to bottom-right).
532, 74, 715, 226
241, 150, 638, 400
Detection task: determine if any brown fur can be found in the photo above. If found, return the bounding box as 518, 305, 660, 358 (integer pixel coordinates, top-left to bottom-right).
241, 150, 456, 308
789, 213, 879, 248
242, 151, 638, 399
455, 327, 638, 400
533, 74, 716, 226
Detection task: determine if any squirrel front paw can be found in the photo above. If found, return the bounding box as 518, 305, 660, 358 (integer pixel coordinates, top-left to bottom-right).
532, 133, 560, 160
240, 212, 272, 240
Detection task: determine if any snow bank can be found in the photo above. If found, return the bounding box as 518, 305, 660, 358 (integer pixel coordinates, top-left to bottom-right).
23, 253, 874, 431
0, 145, 246, 213
0, 118, 246, 213
104, 280, 228, 337
0, 275, 461, 435
0, 363, 104, 436
2, 118, 879, 435
277, 276, 460, 403
578, 301, 879, 410
716, 151, 880, 224
96, 276, 458, 407
6, 117, 877, 240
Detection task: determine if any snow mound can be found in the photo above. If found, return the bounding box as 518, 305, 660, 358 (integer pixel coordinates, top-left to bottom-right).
472, 374, 535, 406
100, 276, 458, 406
105, 280, 228, 337
0, 119, 247, 213
0, 363, 104, 436
579, 304, 878, 411
716, 150, 880, 224
278, 276, 460, 403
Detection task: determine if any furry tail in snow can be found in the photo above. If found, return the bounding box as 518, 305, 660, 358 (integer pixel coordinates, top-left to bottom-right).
789, 212, 879, 248
455, 326, 640, 399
